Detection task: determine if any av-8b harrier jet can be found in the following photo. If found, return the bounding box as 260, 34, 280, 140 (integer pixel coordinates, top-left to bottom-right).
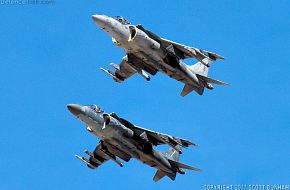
67, 104, 201, 181
92, 15, 229, 96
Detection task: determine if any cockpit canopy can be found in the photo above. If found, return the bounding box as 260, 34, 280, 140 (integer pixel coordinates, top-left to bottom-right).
113, 16, 130, 25
90, 104, 103, 113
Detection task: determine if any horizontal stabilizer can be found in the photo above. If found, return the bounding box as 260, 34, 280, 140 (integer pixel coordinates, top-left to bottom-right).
168, 159, 202, 172
153, 170, 166, 182
196, 74, 229, 86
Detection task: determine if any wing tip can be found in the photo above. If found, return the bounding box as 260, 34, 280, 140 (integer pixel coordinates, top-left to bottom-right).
195, 168, 203, 172
185, 141, 197, 147
222, 82, 230, 86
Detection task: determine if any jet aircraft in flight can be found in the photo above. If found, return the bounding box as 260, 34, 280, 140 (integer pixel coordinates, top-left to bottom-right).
92, 15, 229, 96
67, 104, 201, 181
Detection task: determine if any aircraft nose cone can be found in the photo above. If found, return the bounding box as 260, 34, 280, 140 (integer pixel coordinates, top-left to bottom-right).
92, 14, 107, 28
67, 104, 83, 116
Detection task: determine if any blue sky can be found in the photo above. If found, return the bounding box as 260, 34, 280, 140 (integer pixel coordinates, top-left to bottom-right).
0, 0, 289, 189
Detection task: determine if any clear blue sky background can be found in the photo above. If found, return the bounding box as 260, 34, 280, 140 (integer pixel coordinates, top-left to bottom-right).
0, 0, 289, 189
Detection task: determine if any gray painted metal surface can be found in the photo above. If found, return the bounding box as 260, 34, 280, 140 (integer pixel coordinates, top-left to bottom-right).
92, 15, 229, 96
67, 104, 201, 182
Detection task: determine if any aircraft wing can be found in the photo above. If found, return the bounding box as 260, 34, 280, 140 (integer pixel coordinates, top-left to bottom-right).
116, 56, 138, 80
160, 38, 224, 64
135, 25, 223, 64
101, 55, 151, 82
75, 141, 129, 169
110, 114, 196, 153
88, 143, 111, 168
101, 56, 137, 82
130, 125, 196, 147
75, 142, 110, 169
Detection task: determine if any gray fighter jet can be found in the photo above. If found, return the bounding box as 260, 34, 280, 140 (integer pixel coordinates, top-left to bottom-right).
92, 15, 229, 96
67, 104, 201, 182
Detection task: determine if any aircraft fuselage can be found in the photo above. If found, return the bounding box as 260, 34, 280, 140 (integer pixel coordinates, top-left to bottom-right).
92, 15, 200, 87
68, 104, 174, 174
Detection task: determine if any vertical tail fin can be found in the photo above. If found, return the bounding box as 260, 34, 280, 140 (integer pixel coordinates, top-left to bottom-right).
188, 58, 229, 90
155, 145, 200, 182
189, 58, 212, 77
164, 145, 180, 162
152, 146, 180, 182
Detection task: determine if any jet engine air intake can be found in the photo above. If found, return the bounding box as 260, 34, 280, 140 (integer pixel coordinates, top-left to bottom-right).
103, 114, 110, 125
128, 26, 137, 41
128, 26, 161, 51
102, 114, 111, 129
